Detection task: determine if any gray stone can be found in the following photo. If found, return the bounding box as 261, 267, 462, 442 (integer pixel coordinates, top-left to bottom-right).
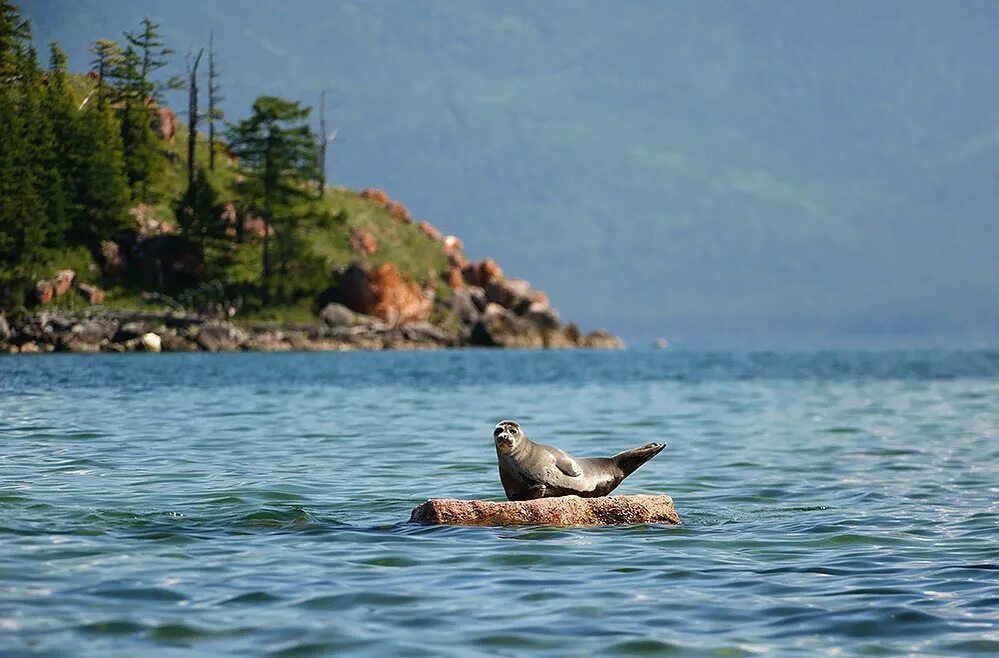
320, 302, 378, 328
194, 320, 246, 352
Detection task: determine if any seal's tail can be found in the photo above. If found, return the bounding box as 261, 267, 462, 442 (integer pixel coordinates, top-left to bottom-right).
612, 442, 666, 477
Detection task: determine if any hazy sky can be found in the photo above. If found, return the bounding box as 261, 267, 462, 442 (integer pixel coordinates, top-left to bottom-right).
26, 0, 999, 345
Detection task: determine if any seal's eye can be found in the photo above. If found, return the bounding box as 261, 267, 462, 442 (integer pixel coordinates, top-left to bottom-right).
510, 426, 519, 435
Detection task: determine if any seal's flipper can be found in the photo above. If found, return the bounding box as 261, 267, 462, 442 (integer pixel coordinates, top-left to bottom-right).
554, 453, 582, 478
612, 442, 666, 477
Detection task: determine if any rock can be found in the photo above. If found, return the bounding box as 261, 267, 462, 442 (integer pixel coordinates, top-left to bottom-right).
0, 313, 11, 343
99, 240, 126, 279
140, 332, 162, 352
77, 283, 105, 305
348, 228, 378, 255
485, 279, 535, 310
319, 302, 380, 328
67, 317, 118, 349
653, 338, 669, 349
417, 220, 443, 241
443, 235, 463, 253
35, 280, 54, 304
446, 266, 464, 290
360, 188, 391, 204
523, 303, 561, 332
409, 494, 679, 526
387, 201, 411, 222
18, 341, 42, 354
338, 263, 432, 325
158, 331, 199, 352
401, 322, 452, 345
469, 303, 544, 348
462, 259, 503, 288
131, 203, 175, 237
155, 107, 176, 143
194, 320, 246, 352
580, 330, 625, 349
52, 270, 75, 297
450, 289, 481, 325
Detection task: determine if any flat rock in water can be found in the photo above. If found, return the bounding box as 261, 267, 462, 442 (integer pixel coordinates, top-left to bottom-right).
409, 494, 679, 526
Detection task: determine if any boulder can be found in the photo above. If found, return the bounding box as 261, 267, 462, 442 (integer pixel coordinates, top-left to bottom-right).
155, 107, 176, 143
194, 320, 246, 352
523, 303, 561, 332
450, 289, 481, 326
0, 312, 11, 343
77, 283, 105, 305
485, 278, 532, 310
462, 259, 503, 288
35, 280, 54, 304
580, 330, 625, 349
319, 302, 380, 328
446, 266, 464, 290
338, 263, 432, 325
70, 317, 118, 345
409, 495, 679, 526
100, 240, 126, 279
348, 228, 378, 255
418, 220, 443, 241
52, 270, 75, 297
140, 332, 162, 353
158, 330, 199, 352
469, 303, 544, 348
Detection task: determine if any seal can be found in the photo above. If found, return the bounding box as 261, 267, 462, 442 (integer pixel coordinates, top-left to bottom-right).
493, 420, 666, 501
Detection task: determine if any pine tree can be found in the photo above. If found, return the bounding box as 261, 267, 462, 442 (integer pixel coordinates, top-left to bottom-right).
108, 44, 158, 197
0, 3, 47, 305
45, 42, 81, 242
227, 96, 318, 304
74, 102, 131, 245
88, 38, 122, 110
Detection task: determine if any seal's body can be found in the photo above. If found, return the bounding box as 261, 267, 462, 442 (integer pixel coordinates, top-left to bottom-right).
493, 420, 666, 501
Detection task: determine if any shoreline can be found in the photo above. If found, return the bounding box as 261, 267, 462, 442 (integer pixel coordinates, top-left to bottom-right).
0, 308, 624, 354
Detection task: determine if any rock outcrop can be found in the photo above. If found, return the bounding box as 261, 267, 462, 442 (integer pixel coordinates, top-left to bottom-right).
409, 495, 679, 526
338, 263, 432, 324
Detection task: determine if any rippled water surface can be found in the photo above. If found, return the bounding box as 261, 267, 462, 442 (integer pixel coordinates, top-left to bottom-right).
1, 350, 997, 657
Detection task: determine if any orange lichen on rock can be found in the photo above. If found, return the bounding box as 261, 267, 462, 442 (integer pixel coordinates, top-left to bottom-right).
155, 107, 176, 143
340, 263, 431, 325
462, 259, 503, 287
446, 266, 465, 290
360, 188, 390, 205
131, 204, 175, 237
388, 201, 411, 223
349, 228, 378, 255
418, 220, 443, 241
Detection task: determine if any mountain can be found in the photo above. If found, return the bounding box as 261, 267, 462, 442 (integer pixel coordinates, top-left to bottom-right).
24, 0, 999, 345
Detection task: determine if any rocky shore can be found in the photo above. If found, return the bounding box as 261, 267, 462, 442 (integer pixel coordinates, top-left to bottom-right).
0, 291, 623, 355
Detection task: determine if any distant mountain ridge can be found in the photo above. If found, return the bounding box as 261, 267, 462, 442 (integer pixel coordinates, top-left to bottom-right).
26, 0, 999, 344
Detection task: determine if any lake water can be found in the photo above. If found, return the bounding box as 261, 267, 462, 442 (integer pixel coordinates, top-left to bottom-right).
1, 349, 997, 657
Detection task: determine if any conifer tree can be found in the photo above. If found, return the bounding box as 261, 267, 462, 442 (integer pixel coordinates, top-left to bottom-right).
227, 96, 318, 304
74, 102, 131, 245
88, 38, 121, 110
0, 3, 47, 304
45, 42, 80, 240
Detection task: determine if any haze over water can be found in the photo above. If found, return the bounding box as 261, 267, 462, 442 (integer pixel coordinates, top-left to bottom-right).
1, 350, 997, 656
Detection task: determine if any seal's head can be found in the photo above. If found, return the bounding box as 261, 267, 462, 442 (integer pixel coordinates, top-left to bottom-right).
493, 420, 524, 453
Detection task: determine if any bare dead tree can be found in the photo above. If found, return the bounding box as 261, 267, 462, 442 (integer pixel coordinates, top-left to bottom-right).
186, 49, 203, 188
208, 31, 223, 170
317, 88, 339, 198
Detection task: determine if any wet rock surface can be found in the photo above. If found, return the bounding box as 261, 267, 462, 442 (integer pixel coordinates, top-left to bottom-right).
409, 495, 679, 526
